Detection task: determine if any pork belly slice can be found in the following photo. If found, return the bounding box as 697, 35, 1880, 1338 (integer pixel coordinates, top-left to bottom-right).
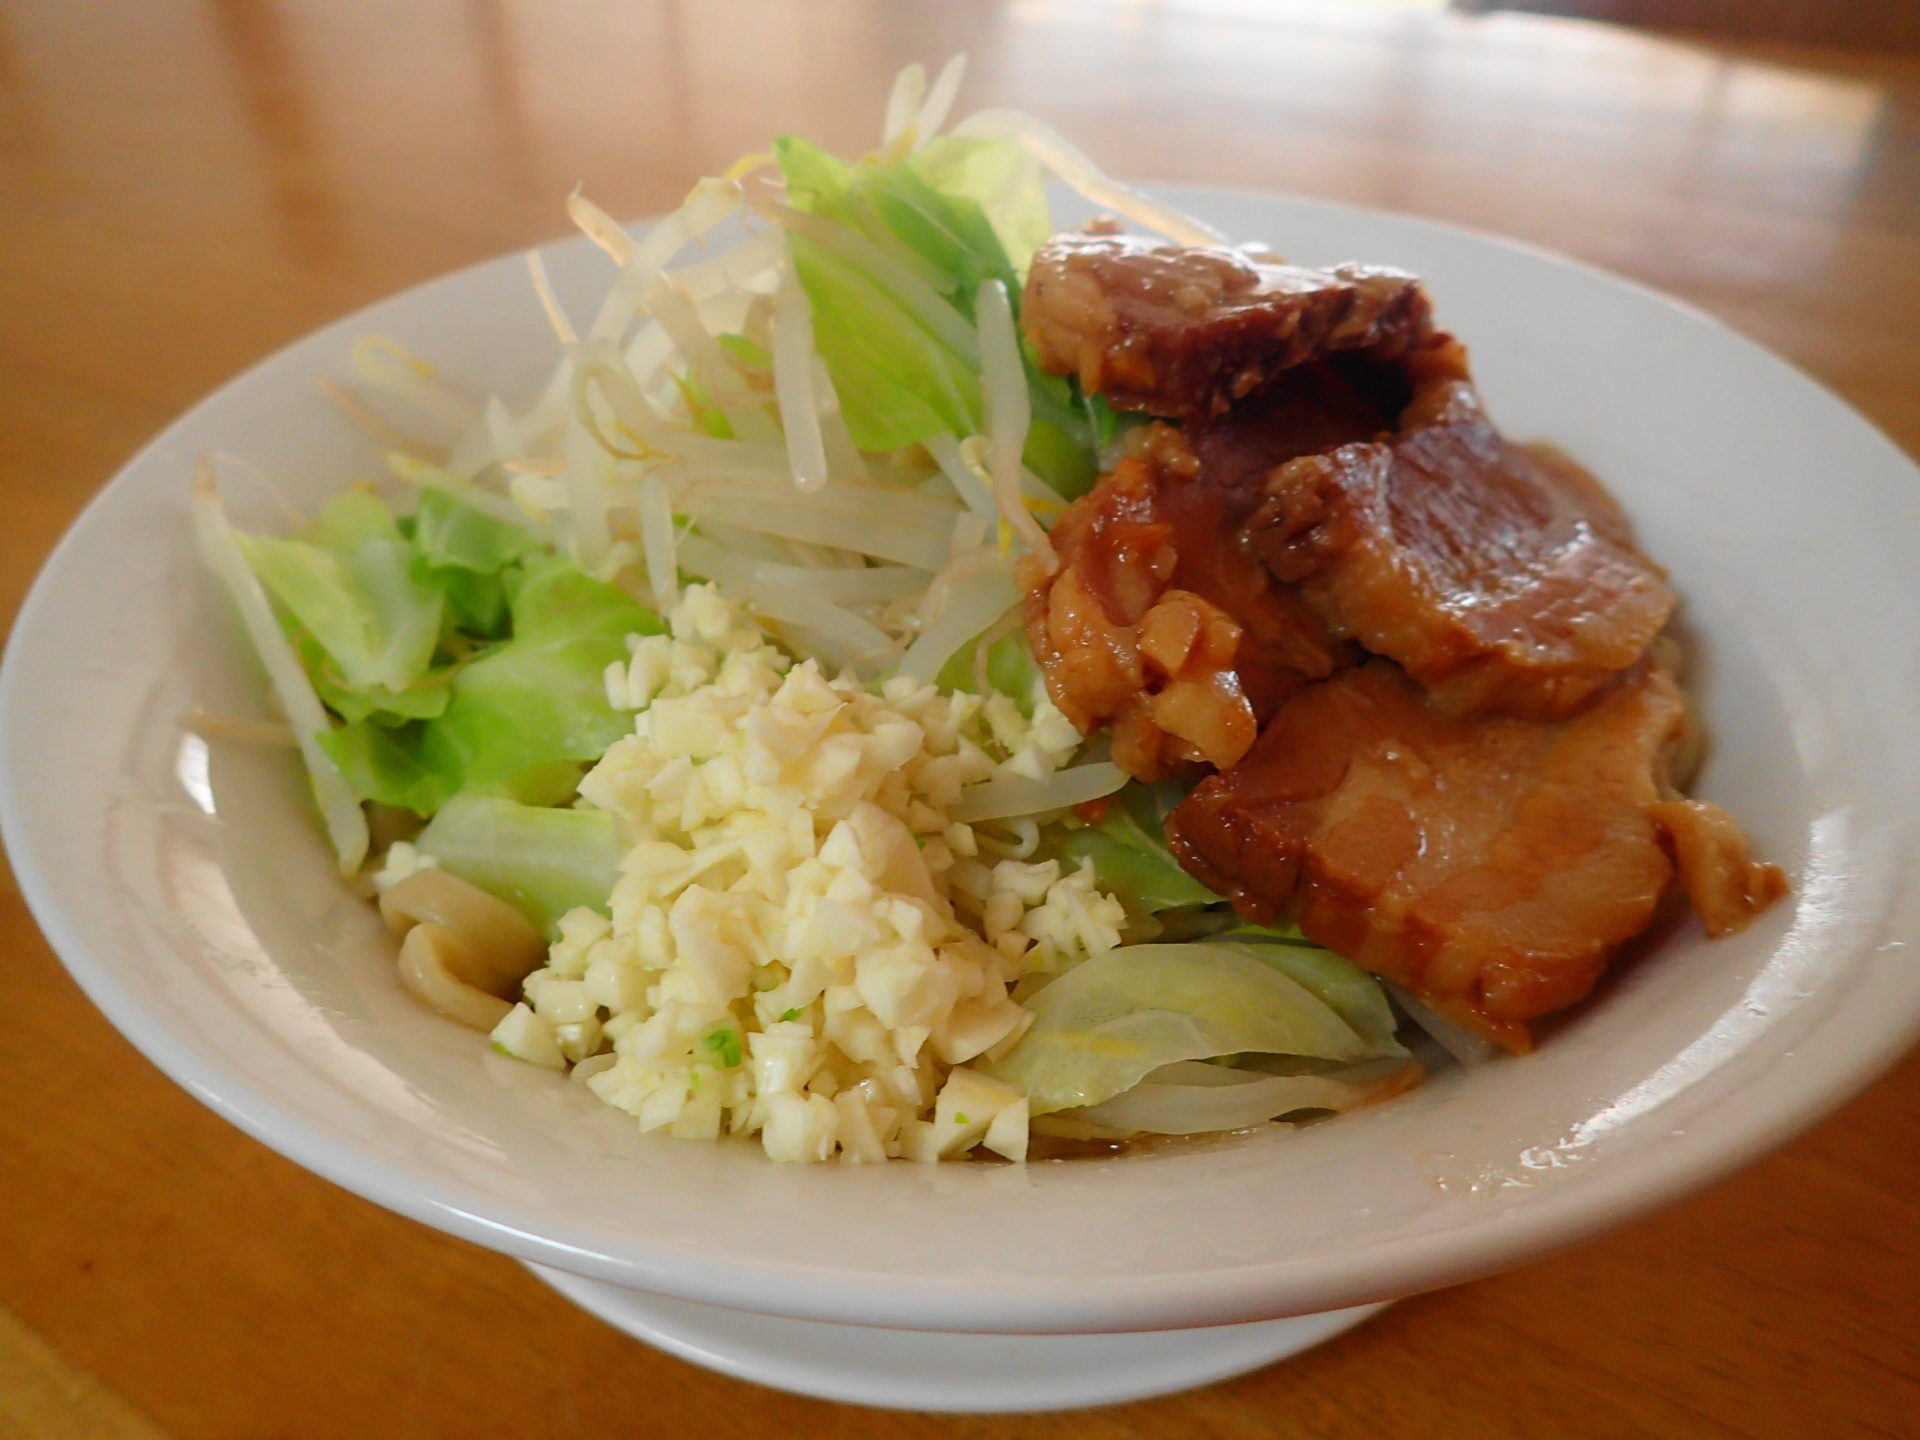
1023, 232, 1433, 421
1165, 661, 1786, 1051
1024, 231, 1670, 720
1022, 424, 1356, 781
1246, 341, 1677, 720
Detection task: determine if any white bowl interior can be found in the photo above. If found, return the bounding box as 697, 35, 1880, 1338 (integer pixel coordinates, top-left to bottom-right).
4, 190, 1918, 1333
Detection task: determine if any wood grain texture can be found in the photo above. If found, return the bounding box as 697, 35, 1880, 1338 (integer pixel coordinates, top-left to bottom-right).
0, 1304, 173, 1440
1, 2, 1915, 1435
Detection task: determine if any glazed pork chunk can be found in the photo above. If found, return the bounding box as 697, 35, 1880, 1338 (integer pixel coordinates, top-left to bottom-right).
1022, 238, 1431, 777
1166, 662, 1787, 1051
1245, 340, 1677, 720
1023, 423, 1355, 779
1023, 232, 1432, 421
1020, 229, 1783, 1041
1024, 231, 1675, 727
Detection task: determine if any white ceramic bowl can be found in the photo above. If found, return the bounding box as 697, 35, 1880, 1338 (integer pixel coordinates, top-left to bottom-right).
6, 190, 1919, 1347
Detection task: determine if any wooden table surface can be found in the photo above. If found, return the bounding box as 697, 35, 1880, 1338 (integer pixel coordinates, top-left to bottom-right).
2, 2, 1916, 1436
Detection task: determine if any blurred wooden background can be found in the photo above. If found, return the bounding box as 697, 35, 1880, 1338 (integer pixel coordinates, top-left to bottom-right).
1461, 0, 1920, 52
1, 2, 1916, 1437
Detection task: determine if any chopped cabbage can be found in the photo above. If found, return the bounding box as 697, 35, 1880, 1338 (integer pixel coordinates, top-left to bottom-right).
1054, 788, 1220, 915
415, 557, 660, 805
981, 942, 1385, 1114
411, 485, 540, 576
411, 486, 540, 635
1071, 1056, 1413, 1135
906, 135, 1050, 273
777, 135, 994, 450
414, 794, 624, 936
319, 715, 456, 816
264, 494, 663, 814
935, 626, 1041, 708
238, 490, 446, 712
295, 627, 452, 724
774, 134, 1094, 496
1215, 939, 1407, 1058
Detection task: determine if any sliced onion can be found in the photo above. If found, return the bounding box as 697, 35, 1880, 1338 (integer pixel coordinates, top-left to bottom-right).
951, 760, 1127, 824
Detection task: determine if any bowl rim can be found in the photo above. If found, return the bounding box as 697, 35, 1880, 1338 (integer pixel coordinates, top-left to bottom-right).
5, 184, 1919, 1333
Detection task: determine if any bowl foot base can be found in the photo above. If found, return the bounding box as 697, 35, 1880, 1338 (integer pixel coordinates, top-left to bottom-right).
525, 1262, 1388, 1412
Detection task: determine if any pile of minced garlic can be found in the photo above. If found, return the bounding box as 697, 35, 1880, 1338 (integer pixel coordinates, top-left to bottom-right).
486, 585, 1126, 1163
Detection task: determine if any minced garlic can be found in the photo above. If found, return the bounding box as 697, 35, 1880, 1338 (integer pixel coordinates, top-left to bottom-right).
490, 586, 1125, 1162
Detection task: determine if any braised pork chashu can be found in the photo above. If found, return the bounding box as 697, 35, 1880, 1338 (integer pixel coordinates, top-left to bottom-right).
1021, 422, 1353, 780
1020, 230, 1784, 1050
1246, 337, 1676, 721
1024, 232, 1430, 420
1165, 661, 1783, 1049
